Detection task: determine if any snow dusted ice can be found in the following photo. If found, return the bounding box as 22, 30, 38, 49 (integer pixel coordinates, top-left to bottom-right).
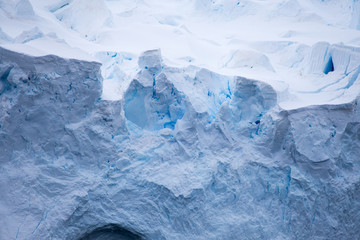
1, 0, 360, 239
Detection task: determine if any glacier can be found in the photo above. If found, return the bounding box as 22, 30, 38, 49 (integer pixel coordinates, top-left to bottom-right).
1, 0, 360, 239
1, 46, 360, 239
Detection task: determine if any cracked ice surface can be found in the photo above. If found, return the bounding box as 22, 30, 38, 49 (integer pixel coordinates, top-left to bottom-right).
1, 48, 360, 239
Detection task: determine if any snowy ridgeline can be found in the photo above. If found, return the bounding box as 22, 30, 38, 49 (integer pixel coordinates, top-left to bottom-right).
1, 46, 360, 240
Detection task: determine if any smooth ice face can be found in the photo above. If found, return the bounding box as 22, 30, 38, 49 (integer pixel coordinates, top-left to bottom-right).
124, 76, 186, 131
1, 47, 360, 240
124, 50, 186, 131
231, 77, 277, 121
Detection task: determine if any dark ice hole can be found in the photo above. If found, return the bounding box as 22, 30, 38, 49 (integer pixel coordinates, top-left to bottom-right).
323, 56, 334, 74
78, 224, 143, 240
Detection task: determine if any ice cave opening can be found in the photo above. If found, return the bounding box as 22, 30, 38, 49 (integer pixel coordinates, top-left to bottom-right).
78, 224, 143, 240
323, 56, 334, 74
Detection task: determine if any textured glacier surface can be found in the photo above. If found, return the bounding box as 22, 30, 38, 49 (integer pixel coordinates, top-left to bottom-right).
1, 47, 360, 240
1, 0, 360, 239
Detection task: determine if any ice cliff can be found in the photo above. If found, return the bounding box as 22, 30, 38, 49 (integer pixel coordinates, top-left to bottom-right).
1, 46, 360, 239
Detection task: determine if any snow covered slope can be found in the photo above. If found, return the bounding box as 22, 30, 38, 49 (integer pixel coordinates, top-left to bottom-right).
1, 0, 360, 108
1, 0, 360, 239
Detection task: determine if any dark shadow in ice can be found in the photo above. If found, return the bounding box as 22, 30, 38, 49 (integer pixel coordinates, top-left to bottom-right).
78, 224, 143, 240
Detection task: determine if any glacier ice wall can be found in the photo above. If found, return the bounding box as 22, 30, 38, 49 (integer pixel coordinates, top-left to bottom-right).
1, 47, 360, 239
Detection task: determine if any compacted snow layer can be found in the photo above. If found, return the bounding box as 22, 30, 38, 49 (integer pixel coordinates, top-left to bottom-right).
1, 48, 360, 239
